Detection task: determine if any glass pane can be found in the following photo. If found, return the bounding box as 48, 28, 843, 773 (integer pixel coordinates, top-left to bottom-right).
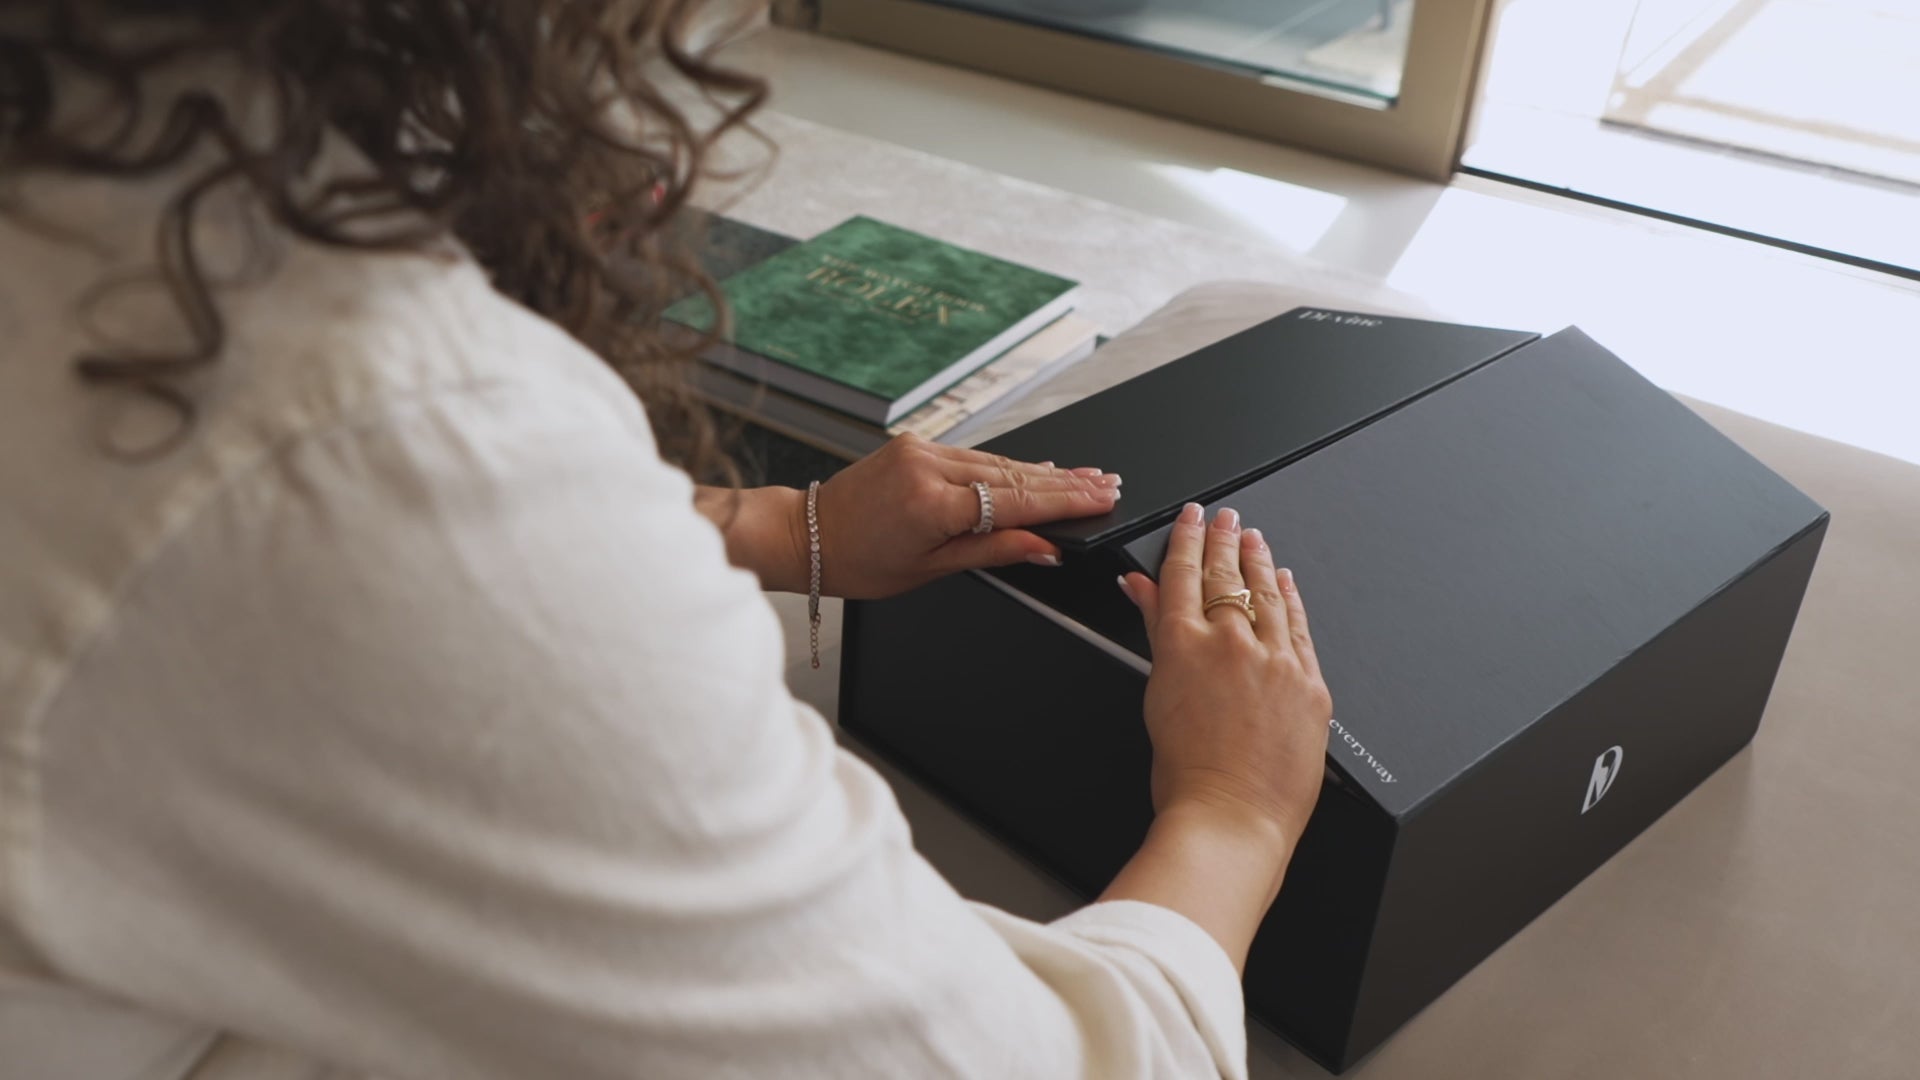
917, 0, 1417, 102
1464, 0, 1920, 274
1607, 0, 1920, 186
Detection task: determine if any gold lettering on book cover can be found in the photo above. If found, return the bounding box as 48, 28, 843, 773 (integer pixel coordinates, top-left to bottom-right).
805, 256, 989, 328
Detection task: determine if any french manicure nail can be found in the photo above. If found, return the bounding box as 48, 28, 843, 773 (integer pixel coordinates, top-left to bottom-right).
1217, 507, 1240, 530
1038, 461, 1056, 469
1179, 502, 1203, 525
1071, 467, 1104, 477
1245, 527, 1265, 548
1115, 574, 1136, 604
1094, 473, 1123, 487
1279, 567, 1295, 589
1027, 553, 1062, 567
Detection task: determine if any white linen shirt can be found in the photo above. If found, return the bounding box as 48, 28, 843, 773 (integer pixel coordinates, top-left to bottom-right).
0, 146, 1248, 1078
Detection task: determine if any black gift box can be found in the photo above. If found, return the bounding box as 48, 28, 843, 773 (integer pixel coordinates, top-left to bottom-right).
839, 309, 1828, 1072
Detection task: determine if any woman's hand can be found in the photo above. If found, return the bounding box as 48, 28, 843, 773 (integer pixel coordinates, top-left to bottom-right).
1099, 502, 1332, 973
696, 436, 1120, 598
1125, 502, 1331, 843
807, 435, 1122, 599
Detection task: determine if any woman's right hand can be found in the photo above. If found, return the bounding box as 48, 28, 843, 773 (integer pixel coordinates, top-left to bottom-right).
1122, 501, 1332, 850
1100, 501, 1331, 971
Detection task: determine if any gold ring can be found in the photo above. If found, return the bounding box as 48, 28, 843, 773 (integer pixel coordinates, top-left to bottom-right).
1202, 588, 1257, 625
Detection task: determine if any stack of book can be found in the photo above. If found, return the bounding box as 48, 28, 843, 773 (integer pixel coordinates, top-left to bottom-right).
661, 213, 1097, 459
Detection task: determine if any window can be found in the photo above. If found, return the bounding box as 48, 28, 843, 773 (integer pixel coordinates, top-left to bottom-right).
818, 0, 1497, 179
1464, 0, 1920, 275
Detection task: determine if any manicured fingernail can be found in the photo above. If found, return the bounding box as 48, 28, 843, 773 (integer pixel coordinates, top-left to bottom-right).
1179, 502, 1203, 525
1216, 507, 1240, 530
1071, 467, 1104, 477
1027, 553, 1062, 567
1115, 574, 1136, 604
1039, 461, 1055, 468
1279, 567, 1295, 590
1094, 473, 1123, 487
1244, 527, 1265, 549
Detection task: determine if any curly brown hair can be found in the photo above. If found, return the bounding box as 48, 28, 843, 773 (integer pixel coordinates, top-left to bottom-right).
0, 0, 767, 479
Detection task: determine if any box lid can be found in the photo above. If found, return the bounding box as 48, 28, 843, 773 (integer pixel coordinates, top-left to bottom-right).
1112, 327, 1827, 816
983, 320, 1826, 817
976, 309, 1539, 549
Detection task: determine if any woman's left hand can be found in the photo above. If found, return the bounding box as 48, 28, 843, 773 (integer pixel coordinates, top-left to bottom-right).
804, 434, 1122, 599
703, 435, 1121, 600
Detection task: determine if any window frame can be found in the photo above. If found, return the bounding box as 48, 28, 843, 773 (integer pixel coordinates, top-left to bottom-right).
816, 0, 1497, 180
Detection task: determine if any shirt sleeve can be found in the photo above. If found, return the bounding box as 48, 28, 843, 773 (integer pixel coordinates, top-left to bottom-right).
22, 377, 1248, 1080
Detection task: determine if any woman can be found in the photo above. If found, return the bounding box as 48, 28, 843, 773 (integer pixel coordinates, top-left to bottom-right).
0, 3, 1332, 1078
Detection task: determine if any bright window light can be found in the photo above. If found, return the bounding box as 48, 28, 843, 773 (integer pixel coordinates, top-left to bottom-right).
1144, 165, 1350, 253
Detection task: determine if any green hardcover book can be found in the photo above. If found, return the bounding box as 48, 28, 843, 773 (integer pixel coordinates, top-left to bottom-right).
664, 215, 1079, 425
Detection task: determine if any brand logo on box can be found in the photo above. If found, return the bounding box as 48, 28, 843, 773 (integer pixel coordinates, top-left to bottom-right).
1581, 746, 1624, 814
